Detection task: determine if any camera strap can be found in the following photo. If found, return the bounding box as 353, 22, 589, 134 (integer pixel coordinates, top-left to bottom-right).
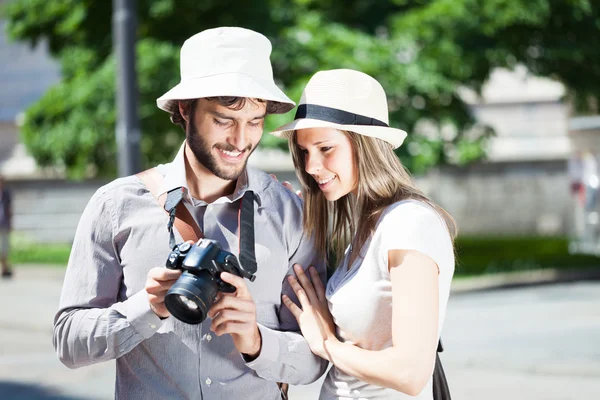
238, 190, 259, 274
137, 168, 257, 271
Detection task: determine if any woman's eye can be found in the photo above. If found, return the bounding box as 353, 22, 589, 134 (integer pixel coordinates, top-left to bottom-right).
321, 146, 332, 152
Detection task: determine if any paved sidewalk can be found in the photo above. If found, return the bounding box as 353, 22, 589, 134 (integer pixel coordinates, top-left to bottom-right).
450, 266, 600, 293
0, 267, 323, 400
1, 266, 599, 399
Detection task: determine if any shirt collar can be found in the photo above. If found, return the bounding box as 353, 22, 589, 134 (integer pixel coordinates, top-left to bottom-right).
159, 141, 264, 206
159, 141, 189, 199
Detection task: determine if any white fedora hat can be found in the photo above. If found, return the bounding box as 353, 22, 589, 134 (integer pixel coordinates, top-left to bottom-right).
270, 69, 407, 148
157, 27, 295, 114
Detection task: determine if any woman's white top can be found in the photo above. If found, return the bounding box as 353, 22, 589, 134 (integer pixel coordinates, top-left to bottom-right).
320, 200, 455, 399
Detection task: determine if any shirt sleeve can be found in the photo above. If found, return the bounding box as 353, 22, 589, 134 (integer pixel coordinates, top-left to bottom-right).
380, 201, 453, 274
245, 198, 329, 384
53, 187, 163, 369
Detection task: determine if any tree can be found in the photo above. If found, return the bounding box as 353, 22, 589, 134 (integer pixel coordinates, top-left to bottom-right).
2, 0, 598, 178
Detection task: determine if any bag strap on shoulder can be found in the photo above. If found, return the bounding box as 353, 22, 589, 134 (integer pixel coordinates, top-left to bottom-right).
137, 168, 202, 243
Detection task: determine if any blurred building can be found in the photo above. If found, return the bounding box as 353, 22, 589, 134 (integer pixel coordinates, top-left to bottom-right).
460, 65, 569, 162
427, 66, 574, 236
0, 19, 61, 178
0, 17, 95, 243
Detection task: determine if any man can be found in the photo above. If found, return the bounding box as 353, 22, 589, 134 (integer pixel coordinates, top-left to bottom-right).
0, 175, 12, 278
54, 27, 328, 399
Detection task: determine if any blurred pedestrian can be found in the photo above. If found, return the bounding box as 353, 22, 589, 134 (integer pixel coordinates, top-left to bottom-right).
271, 69, 457, 399
53, 27, 327, 399
0, 175, 13, 279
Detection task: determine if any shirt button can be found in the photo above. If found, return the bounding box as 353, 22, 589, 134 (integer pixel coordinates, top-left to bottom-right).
150, 324, 157, 329
206, 334, 212, 342
205, 378, 212, 386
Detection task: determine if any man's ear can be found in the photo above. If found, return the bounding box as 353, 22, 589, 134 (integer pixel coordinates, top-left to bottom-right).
178, 101, 190, 123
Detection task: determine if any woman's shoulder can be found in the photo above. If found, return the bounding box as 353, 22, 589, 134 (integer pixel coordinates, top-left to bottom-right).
375, 199, 455, 270
373, 199, 449, 242
380, 199, 442, 224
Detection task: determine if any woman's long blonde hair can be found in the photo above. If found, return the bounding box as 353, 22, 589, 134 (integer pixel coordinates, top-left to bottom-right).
290, 130, 457, 266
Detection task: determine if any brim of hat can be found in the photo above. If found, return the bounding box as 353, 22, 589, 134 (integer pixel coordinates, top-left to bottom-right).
270, 118, 407, 149
157, 72, 295, 114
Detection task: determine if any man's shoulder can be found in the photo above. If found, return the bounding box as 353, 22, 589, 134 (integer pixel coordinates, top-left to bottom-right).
97, 174, 143, 195
90, 171, 154, 206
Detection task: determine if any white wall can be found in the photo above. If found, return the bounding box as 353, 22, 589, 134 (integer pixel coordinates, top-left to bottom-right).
5, 160, 573, 244
421, 161, 572, 236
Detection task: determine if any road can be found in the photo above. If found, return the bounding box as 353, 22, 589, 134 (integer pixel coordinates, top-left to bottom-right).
1, 268, 599, 399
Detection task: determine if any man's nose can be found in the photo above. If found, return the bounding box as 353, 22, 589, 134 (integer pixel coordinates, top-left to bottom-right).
229, 124, 249, 150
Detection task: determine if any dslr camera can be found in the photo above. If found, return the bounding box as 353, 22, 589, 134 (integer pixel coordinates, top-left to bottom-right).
164, 239, 256, 324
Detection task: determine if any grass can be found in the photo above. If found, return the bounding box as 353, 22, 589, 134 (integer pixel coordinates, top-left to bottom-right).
8, 233, 71, 266
7, 234, 600, 275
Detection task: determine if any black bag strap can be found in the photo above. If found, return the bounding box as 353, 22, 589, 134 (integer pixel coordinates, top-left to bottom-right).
433, 338, 451, 400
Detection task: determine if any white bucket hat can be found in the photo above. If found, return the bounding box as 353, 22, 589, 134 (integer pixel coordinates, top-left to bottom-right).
157, 27, 295, 114
269, 69, 407, 148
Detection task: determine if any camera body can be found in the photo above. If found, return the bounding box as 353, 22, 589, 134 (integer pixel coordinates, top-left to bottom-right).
164, 239, 256, 324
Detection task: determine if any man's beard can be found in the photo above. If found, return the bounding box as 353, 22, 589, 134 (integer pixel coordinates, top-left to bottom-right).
186, 119, 254, 181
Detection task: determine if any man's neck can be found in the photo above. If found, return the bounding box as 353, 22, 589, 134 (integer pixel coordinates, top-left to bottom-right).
184, 146, 237, 203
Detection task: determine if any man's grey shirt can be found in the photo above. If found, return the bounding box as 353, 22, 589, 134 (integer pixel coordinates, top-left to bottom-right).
54, 143, 328, 399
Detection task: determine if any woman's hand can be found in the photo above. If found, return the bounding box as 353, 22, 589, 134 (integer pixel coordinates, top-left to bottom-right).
282, 264, 337, 360
269, 174, 303, 198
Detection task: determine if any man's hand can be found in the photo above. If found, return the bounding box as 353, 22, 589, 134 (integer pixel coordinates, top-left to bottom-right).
145, 267, 182, 318
208, 272, 262, 358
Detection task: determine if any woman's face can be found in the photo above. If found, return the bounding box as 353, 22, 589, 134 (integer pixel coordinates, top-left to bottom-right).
296, 127, 357, 201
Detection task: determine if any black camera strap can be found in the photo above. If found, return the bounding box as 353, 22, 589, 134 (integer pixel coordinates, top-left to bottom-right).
137, 168, 258, 272
165, 187, 185, 249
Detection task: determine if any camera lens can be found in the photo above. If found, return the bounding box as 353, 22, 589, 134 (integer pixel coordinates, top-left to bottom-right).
177, 295, 199, 310
164, 270, 219, 324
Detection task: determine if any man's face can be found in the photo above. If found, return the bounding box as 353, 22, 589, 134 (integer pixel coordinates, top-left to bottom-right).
184, 98, 267, 180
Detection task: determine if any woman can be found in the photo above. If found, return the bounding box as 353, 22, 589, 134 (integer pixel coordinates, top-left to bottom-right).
269, 69, 456, 399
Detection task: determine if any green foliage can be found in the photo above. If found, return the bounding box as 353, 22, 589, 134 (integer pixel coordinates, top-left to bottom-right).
3, 0, 599, 178
19, 39, 181, 178
455, 236, 600, 276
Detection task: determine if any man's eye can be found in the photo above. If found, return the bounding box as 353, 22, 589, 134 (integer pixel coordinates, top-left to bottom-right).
213, 119, 228, 126
248, 121, 263, 128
